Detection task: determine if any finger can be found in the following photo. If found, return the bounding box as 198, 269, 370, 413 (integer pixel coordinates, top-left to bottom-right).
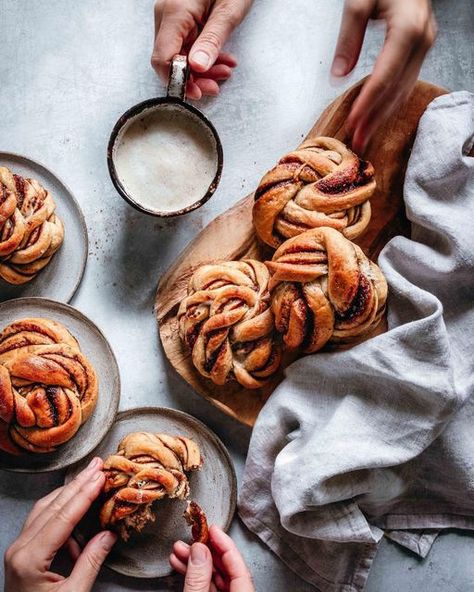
195, 78, 220, 97
347, 19, 433, 152
182, 21, 199, 53
331, 0, 374, 76
172, 542, 227, 583
170, 552, 188, 575
65, 536, 82, 563
36, 469, 105, 558
173, 540, 191, 562
187, 77, 203, 100
214, 52, 238, 68
20, 458, 103, 544
152, 1, 195, 81
68, 531, 116, 592
194, 63, 233, 81
171, 545, 224, 591
351, 66, 417, 153
210, 547, 227, 577
189, 59, 235, 100
20, 486, 63, 533
350, 29, 431, 153
183, 543, 213, 592
209, 526, 253, 590
213, 570, 229, 592
347, 24, 418, 133
351, 6, 436, 118
173, 541, 223, 579
189, 3, 248, 72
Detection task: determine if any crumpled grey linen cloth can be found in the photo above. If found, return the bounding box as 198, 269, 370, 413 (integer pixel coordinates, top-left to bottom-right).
239, 91, 474, 592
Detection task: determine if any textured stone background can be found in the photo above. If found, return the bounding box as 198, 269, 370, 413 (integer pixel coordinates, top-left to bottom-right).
0, 1, 473, 590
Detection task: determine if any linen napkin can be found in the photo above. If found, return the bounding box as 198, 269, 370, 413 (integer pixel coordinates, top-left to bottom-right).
239, 91, 474, 592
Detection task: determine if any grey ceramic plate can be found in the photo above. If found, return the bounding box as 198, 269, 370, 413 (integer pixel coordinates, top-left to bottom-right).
0, 297, 120, 472
65, 407, 237, 579
0, 152, 88, 302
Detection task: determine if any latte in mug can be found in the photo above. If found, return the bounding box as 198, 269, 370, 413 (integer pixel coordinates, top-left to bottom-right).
113, 104, 219, 215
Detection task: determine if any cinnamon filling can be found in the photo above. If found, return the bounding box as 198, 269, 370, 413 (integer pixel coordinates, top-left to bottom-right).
255, 179, 293, 200
204, 335, 227, 373
13, 175, 26, 206
301, 294, 315, 351
0, 186, 8, 206
317, 159, 373, 195
335, 275, 371, 322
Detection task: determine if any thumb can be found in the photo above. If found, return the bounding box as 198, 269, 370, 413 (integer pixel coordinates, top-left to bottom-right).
67, 531, 117, 592
184, 543, 213, 592
189, 3, 241, 72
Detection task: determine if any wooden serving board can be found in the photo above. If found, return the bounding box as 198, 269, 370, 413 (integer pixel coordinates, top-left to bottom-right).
155, 79, 446, 427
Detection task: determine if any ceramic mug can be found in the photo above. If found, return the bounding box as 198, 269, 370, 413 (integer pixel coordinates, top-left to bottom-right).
107, 55, 223, 217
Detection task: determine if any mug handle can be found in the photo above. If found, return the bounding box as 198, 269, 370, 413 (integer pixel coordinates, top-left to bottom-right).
167, 54, 189, 101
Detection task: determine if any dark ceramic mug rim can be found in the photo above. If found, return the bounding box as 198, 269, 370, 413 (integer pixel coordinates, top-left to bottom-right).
107, 61, 223, 218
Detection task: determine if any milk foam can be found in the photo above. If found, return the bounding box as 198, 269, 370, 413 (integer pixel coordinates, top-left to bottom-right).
114, 105, 218, 213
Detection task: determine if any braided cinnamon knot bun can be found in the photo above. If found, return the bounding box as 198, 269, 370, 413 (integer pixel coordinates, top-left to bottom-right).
178, 260, 281, 389
99, 432, 202, 540
266, 227, 387, 353
0, 318, 98, 454
253, 137, 375, 248
0, 167, 64, 285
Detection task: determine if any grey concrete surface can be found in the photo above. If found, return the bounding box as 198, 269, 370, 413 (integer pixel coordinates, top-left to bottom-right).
0, 1, 473, 590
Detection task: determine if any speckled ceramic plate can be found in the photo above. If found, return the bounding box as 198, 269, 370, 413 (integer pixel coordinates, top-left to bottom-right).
0, 297, 120, 472
65, 407, 237, 579
0, 152, 88, 302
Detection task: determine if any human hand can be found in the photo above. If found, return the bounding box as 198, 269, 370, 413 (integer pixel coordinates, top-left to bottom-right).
151, 0, 253, 100
170, 525, 254, 591
331, 0, 437, 153
4, 457, 116, 592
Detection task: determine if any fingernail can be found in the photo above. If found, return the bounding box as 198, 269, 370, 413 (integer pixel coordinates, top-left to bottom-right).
176, 540, 190, 549
101, 531, 117, 551
331, 56, 348, 77
92, 470, 103, 482
190, 543, 207, 565
191, 50, 210, 70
